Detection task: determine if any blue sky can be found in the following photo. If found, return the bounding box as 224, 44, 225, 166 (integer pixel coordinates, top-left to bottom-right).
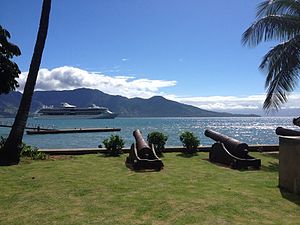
2, 0, 300, 115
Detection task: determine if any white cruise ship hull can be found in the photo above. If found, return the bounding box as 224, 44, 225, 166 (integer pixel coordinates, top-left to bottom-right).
35, 113, 118, 119
36, 103, 118, 119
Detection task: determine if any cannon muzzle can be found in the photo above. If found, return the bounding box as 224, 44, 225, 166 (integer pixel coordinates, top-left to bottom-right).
275, 127, 300, 136
133, 129, 151, 153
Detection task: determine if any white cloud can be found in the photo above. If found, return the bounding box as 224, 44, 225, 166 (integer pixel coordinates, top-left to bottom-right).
165, 93, 300, 113
17, 66, 176, 99
17, 66, 300, 113
173, 95, 263, 110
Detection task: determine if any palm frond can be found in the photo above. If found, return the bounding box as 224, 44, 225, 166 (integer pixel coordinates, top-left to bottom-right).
242, 14, 300, 47
257, 0, 300, 18
260, 36, 300, 86
263, 70, 298, 110
261, 36, 300, 110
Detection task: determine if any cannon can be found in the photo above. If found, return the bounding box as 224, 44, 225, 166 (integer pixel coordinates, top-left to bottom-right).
204, 129, 261, 169
276, 127, 300, 136
293, 117, 300, 127
125, 129, 164, 171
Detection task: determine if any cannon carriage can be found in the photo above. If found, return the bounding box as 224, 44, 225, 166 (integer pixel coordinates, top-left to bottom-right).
125, 129, 164, 171
204, 129, 261, 169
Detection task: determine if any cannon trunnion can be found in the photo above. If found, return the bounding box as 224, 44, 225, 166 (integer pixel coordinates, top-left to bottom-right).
125, 129, 164, 171
204, 129, 261, 169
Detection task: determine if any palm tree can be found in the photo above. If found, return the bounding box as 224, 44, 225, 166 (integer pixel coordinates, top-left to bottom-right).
242, 0, 300, 111
0, 0, 52, 165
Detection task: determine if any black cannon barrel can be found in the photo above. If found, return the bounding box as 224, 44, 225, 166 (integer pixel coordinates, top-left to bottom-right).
133, 129, 151, 152
204, 129, 248, 152
275, 127, 300, 136
126, 129, 164, 171
293, 117, 300, 127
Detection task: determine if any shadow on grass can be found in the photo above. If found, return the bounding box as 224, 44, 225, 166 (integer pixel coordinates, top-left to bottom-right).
202, 158, 231, 169
49, 155, 74, 160
260, 162, 279, 172
97, 153, 122, 158
202, 158, 262, 172
130, 169, 163, 173
262, 152, 279, 159
176, 153, 199, 158
156, 154, 164, 158
280, 188, 300, 206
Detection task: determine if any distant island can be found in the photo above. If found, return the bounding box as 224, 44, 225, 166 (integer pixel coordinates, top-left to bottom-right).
0, 88, 260, 118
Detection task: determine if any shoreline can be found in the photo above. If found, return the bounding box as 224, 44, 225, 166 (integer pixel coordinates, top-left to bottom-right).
39, 144, 279, 155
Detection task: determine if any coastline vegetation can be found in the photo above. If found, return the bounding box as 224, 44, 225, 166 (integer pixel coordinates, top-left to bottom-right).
0, 137, 46, 160
0, 152, 299, 225
147, 131, 168, 155
180, 131, 200, 154
102, 135, 125, 156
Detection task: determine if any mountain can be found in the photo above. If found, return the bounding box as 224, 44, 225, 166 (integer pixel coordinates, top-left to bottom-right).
0, 88, 259, 117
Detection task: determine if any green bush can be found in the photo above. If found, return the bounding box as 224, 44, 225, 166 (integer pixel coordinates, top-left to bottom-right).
20, 143, 47, 160
179, 131, 200, 154
147, 131, 168, 155
103, 135, 125, 156
0, 136, 46, 160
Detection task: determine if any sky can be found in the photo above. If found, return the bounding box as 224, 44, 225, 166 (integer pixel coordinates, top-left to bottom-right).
2, 0, 300, 116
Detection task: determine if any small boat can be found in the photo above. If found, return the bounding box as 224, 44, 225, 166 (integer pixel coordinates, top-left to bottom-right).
35, 103, 118, 119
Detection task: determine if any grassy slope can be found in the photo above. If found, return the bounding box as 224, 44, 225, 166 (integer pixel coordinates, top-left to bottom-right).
0, 153, 299, 225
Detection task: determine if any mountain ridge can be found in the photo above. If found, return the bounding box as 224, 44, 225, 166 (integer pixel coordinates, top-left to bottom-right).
0, 88, 259, 117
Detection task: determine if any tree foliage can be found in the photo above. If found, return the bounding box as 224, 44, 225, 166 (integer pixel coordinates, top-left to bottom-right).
0, 0, 51, 166
0, 25, 21, 94
242, 0, 300, 111
147, 131, 168, 155
179, 131, 200, 154
102, 135, 125, 156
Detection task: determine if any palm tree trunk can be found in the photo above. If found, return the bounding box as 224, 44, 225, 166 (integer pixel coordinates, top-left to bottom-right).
0, 0, 51, 165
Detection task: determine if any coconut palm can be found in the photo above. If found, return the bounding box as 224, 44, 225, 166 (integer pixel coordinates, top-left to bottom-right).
0, 0, 51, 165
242, 0, 300, 111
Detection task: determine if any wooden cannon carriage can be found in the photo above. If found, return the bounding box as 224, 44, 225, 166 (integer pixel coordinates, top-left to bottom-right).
204, 129, 261, 169
125, 129, 164, 171
276, 127, 300, 136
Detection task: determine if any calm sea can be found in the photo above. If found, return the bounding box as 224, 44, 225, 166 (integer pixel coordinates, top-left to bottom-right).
0, 117, 296, 149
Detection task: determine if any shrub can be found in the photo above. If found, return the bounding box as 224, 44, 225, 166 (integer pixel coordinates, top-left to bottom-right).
0, 136, 46, 160
179, 131, 200, 154
20, 143, 47, 160
102, 135, 125, 156
147, 131, 168, 155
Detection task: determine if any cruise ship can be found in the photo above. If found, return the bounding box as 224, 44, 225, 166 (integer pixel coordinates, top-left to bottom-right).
36, 103, 118, 119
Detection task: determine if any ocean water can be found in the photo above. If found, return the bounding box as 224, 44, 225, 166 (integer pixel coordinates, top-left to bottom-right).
0, 117, 296, 149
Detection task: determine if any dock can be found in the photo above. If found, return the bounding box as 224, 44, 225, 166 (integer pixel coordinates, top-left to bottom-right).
26, 127, 121, 135
0, 124, 52, 131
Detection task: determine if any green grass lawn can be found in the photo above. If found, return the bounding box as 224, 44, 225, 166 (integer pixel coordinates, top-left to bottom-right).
0, 152, 299, 225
